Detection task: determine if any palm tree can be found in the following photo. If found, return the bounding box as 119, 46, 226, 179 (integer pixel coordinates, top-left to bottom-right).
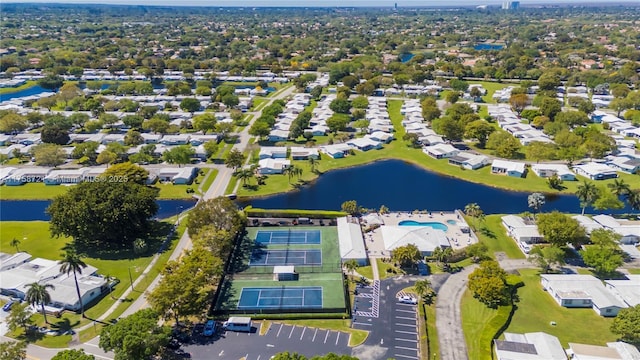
294, 166, 303, 180
10, 238, 21, 252
575, 180, 599, 215
283, 165, 296, 184
414, 279, 434, 304
343, 259, 359, 276
236, 168, 253, 187
607, 179, 631, 197
464, 203, 484, 230
25, 282, 55, 325
625, 190, 640, 211
379, 205, 389, 215
59, 249, 88, 317
527, 192, 546, 216
308, 157, 317, 173
104, 275, 116, 300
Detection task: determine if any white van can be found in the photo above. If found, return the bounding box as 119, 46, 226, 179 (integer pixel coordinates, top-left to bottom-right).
222, 317, 252, 332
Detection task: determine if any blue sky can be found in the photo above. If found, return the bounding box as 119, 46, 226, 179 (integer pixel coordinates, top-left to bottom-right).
1, 0, 633, 7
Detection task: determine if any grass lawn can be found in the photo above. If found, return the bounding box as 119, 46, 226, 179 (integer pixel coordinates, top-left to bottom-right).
237, 99, 640, 198
627, 268, 640, 275
473, 215, 526, 259
424, 303, 440, 360
199, 168, 218, 194
278, 319, 368, 346
0, 80, 38, 94
461, 290, 504, 360
505, 269, 616, 347
1, 219, 185, 347
356, 264, 374, 280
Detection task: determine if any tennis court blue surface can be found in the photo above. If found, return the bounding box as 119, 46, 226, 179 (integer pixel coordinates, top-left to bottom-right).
249, 249, 322, 266
255, 229, 321, 244
238, 286, 323, 309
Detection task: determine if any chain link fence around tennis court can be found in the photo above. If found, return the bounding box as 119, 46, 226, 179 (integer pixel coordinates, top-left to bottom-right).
237, 261, 342, 275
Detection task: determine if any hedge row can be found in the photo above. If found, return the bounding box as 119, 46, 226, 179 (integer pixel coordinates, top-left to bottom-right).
244, 206, 347, 219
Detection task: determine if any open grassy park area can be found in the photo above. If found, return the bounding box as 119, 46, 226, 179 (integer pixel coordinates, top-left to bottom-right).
0, 219, 186, 347
473, 215, 526, 259
236, 99, 640, 198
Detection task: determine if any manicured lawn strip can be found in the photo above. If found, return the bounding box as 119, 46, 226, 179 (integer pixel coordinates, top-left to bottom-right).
377, 258, 404, 279
355, 264, 374, 280
461, 290, 504, 360
627, 268, 640, 274
424, 303, 440, 360
473, 215, 526, 259
1, 183, 68, 200
278, 319, 369, 347
199, 168, 218, 194
474, 81, 512, 104
252, 98, 268, 111
238, 99, 640, 198
0, 80, 38, 94
506, 269, 616, 347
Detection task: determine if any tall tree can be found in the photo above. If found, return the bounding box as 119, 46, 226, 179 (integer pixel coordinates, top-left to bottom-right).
414, 279, 435, 304
0, 341, 27, 360
10, 238, 20, 252
186, 196, 245, 237
25, 282, 55, 324
527, 192, 545, 215
225, 148, 246, 173
48, 182, 158, 248
6, 302, 32, 334
610, 305, 640, 344
536, 211, 587, 248
575, 180, 599, 215
99, 309, 170, 360
391, 244, 422, 268
528, 245, 565, 273
162, 145, 194, 166
59, 250, 88, 317
52, 349, 95, 360
467, 260, 509, 308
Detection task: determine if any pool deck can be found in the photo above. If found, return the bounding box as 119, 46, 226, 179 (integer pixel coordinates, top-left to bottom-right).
361, 211, 478, 257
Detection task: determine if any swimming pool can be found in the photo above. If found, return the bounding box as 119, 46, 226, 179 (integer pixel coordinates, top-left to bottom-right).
398, 220, 448, 231
446, 219, 457, 225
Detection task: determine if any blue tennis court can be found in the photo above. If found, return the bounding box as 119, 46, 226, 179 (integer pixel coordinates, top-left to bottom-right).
255, 230, 321, 244
249, 249, 322, 266
238, 286, 323, 309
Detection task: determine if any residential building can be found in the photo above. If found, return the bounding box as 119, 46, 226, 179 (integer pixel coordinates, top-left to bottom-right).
423, 143, 459, 159
501, 215, 543, 253
604, 275, 640, 307
492, 159, 526, 178
494, 332, 566, 360
448, 151, 490, 170
573, 162, 618, 180
540, 274, 627, 317
531, 164, 576, 181
259, 147, 288, 159
380, 226, 450, 256
567, 342, 640, 360
155, 167, 198, 184
289, 147, 319, 160
258, 158, 291, 174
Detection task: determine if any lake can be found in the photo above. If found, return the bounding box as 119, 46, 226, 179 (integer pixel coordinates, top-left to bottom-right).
242, 159, 634, 215
474, 43, 504, 51
0, 85, 49, 102
0, 199, 197, 221
399, 53, 415, 63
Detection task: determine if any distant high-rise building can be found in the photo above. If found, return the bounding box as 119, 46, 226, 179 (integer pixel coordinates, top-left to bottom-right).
394, 2, 398, 11
502, 1, 519, 10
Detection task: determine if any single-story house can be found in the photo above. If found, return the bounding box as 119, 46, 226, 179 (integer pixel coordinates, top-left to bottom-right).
494, 332, 566, 360
289, 147, 319, 160
336, 217, 368, 266
380, 226, 450, 256
259, 146, 288, 159
423, 143, 459, 159
604, 275, 640, 307
0, 134, 13, 146
268, 129, 289, 142
0, 252, 32, 271
448, 152, 490, 170
572, 215, 604, 234
13, 133, 41, 145
189, 134, 219, 146
501, 215, 543, 253
368, 131, 394, 143
608, 156, 640, 174
531, 164, 576, 181
567, 342, 640, 360
4, 167, 51, 185
419, 134, 445, 146
83, 167, 107, 182
258, 158, 291, 174
309, 125, 329, 136
591, 215, 640, 245
321, 143, 352, 159
0, 254, 108, 312
156, 167, 197, 184
573, 162, 618, 180
346, 137, 383, 152
0, 166, 17, 185
141, 133, 162, 144
160, 134, 190, 145
540, 274, 627, 317
491, 159, 526, 178
44, 169, 88, 185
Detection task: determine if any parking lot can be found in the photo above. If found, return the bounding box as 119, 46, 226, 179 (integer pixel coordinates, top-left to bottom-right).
391, 296, 420, 360
184, 322, 351, 360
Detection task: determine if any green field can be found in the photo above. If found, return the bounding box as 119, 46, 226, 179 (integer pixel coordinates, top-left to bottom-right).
237, 99, 640, 198
505, 269, 616, 347
0, 80, 38, 94
473, 215, 526, 259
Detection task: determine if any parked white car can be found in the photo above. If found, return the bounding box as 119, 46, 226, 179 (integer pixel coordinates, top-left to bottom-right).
398, 295, 417, 305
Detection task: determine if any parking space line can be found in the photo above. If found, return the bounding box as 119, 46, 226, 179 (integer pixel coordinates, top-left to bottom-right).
276, 323, 284, 337
300, 327, 306, 340
393, 354, 419, 359
395, 338, 418, 342
312, 328, 318, 341
396, 309, 415, 313
353, 322, 372, 326
324, 330, 330, 343
395, 323, 415, 327
395, 329, 417, 334
395, 346, 418, 351
396, 316, 414, 320
257, 356, 261, 360
289, 325, 296, 339
335, 332, 340, 345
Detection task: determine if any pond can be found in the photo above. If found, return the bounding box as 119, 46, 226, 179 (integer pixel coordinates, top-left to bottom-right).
242, 159, 634, 215
399, 53, 415, 63
0, 199, 197, 221
474, 43, 505, 51
0, 85, 49, 102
